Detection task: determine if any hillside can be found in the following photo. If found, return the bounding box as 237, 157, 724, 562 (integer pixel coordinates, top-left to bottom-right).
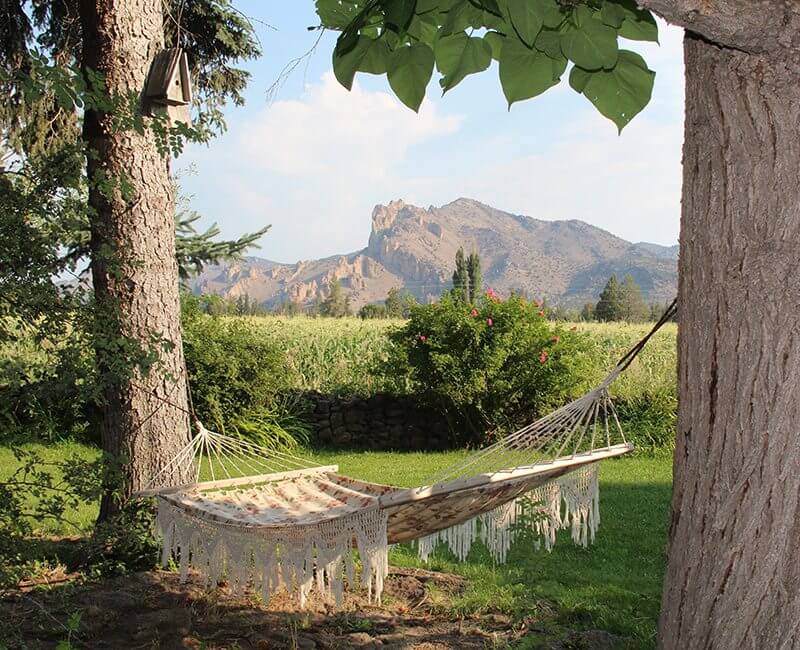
188, 198, 678, 309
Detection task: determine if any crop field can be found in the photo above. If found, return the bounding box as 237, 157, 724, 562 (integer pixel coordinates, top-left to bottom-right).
241, 316, 677, 401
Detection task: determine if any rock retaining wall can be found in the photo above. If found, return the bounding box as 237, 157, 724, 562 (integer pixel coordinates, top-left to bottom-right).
304, 392, 452, 450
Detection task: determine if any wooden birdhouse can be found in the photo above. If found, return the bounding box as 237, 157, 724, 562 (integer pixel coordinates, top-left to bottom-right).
146, 48, 192, 106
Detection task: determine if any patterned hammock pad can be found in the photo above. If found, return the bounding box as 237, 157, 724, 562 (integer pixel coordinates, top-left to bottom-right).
155, 444, 630, 606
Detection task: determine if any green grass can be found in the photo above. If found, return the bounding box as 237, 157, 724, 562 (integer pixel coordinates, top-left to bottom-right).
2, 442, 671, 647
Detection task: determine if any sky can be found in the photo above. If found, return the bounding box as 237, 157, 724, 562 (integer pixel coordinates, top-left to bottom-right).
179, 3, 685, 265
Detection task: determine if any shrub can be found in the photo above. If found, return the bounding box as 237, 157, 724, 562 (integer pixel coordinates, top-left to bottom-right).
385, 293, 595, 445
182, 312, 310, 448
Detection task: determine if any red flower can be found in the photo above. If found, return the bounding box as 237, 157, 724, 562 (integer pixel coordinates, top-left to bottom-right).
418, 334, 427, 342
485, 288, 500, 302
551, 335, 560, 344
539, 350, 549, 363
538, 310, 545, 317
470, 308, 479, 317
486, 318, 493, 327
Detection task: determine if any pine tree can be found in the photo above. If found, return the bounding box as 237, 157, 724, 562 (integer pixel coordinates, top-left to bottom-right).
467, 251, 482, 303
451, 247, 469, 301
580, 303, 595, 321
619, 275, 648, 322
595, 275, 623, 322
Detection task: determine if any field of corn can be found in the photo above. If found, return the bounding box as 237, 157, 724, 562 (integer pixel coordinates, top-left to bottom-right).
241, 315, 677, 402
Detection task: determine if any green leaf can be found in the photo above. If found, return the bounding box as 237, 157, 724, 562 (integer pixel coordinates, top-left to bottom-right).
535, 0, 567, 28
560, 8, 618, 71
316, 0, 365, 29
407, 12, 440, 42
441, 0, 483, 36
333, 36, 390, 89
568, 65, 591, 92
499, 37, 561, 106
435, 32, 492, 91
388, 43, 435, 111
506, 0, 543, 48
617, 0, 659, 42
599, 2, 626, 28
381, 0, 417, 33
484, 31, 505, 61
573, 50, 655, 131
534, 29, 561, 59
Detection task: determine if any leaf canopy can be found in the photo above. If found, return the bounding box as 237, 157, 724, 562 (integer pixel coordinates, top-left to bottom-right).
317, 0, 657, 130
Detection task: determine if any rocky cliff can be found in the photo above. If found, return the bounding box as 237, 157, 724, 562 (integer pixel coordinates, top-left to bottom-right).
188, 198, 678, 309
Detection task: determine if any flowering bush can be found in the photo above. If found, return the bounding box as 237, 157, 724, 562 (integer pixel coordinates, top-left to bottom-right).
385, 292, 594, 445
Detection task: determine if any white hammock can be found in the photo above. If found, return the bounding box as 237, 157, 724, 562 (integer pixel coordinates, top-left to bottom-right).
137, 302, 675, 607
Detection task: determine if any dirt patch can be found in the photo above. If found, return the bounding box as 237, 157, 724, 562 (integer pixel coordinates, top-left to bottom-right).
0, 566, 557, 649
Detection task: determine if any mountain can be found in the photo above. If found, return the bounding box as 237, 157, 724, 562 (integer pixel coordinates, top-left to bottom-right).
188, 198, 678, 310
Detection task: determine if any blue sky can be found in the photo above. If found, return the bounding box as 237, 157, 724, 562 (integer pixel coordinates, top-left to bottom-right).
180, 3, 685, 264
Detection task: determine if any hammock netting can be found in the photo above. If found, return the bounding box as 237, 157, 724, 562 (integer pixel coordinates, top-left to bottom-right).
138, 300, 676, 607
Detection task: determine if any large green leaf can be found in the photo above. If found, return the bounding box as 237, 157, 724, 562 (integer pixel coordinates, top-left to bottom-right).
499, 36, 561, 106
560, 8, 619, 71
506, 0, 543, 47
388, 43, 435, 111
573, 50, 655, 131
599, 1, 626, 28
333, 36, 390, 89
435, 32, 492, 92
535, 0, 567, 29
484, 31, 505, 61
617, 0, 659, 42
534, 29, 561, 59
441, 0, 484, 36
316, 0, 365, 29
381, 0, 417, 33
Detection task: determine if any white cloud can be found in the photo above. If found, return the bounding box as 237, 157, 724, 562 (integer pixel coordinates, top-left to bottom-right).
185, 72, 463, 261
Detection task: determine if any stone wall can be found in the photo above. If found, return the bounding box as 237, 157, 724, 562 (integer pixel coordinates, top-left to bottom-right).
304, 392, 452, 450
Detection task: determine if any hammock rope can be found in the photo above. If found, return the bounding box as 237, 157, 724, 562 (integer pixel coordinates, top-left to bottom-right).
135, 299, 677, 607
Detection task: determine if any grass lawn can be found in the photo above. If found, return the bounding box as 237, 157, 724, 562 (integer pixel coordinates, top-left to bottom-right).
1, 443, 672, 648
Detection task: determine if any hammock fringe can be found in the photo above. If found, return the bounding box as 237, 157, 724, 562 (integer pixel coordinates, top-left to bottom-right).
156, 502, 389, 607
416, 464, 600, 563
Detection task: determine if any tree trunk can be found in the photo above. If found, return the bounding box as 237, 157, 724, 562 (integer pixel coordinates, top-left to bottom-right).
80, 0, 193, 519
659, 31, 800, 648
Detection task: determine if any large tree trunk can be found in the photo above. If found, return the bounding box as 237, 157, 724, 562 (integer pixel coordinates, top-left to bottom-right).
80, 0, 193, 519
658, 31, 800, 648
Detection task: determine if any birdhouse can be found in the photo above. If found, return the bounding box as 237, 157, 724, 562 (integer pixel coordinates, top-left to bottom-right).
145, 48, 192, 106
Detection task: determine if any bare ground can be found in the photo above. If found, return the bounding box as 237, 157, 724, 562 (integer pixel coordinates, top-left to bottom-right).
1, 567, 628, 649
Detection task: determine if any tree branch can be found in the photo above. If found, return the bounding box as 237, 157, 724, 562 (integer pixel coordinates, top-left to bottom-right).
639, 0, 800, 54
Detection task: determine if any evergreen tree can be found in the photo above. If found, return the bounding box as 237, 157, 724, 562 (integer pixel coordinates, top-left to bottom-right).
595, 275, 623, 322
467, 251, 482, 303
451, 247, 469, 301
320, 278, 351, 317
580, 302, 595, 322
619, 275, 649, 322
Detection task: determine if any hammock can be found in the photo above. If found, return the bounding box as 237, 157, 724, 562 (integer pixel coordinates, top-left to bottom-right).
136, 302, 675, 607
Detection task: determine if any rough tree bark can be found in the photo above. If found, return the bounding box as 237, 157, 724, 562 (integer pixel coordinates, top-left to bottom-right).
80, 0, 193, 519
635, 1, 800, 647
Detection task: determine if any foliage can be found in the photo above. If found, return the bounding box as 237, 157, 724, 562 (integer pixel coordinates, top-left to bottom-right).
181, 309, 310, 449
319, 278, 352, 317
385, 292, 595, 443
82, 502, 160, 577
595, 275, 622, 321
595, 274, 649, 322
467, 251, 482, 303
0, 447, 114, 592
316, 0, 657, 130
358, 287, 417, 319
451, 247, 482, 302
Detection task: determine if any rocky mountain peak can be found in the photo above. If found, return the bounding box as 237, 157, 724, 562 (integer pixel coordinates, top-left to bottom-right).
188, 199, 678, 311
